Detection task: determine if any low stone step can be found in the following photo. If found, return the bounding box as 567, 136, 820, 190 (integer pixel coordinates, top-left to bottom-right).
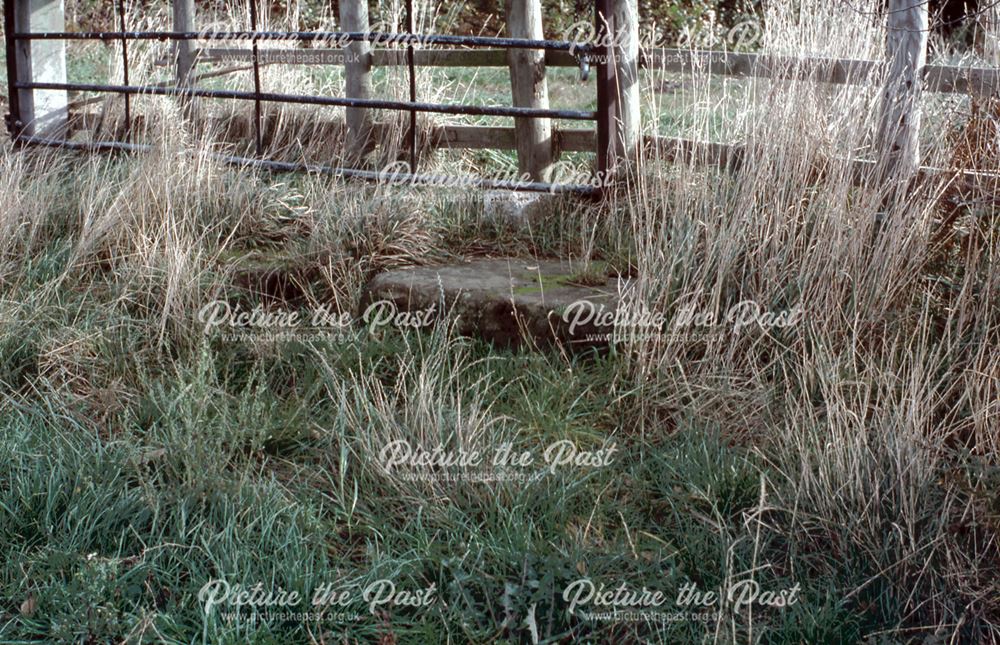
360, 258, 634, 349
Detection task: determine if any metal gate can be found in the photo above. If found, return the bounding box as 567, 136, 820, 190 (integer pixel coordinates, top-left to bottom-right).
4, 0, 623, 196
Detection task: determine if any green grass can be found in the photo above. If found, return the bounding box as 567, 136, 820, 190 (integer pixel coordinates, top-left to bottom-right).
0, 332, 878, 643
0, 355, 902, 642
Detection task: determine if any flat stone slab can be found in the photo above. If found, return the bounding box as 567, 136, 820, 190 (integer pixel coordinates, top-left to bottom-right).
361, 258, 634, 348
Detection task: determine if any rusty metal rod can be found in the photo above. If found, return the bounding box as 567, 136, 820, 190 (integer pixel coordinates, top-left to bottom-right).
406, 0, 417, 172
17, 135, 601, 195
11, 30, 592, 52
4, 0, 22, 139
594, 0, 617, 192
17, 80, 598, 120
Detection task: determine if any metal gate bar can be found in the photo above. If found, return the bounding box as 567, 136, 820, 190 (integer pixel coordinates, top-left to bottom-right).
11, 30, 589, 51
5, 2, 613, 197
15, 81, 598, 120
19, 134, 601, 194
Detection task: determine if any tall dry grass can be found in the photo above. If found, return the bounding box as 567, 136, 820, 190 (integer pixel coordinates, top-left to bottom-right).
615, 0, 999, 639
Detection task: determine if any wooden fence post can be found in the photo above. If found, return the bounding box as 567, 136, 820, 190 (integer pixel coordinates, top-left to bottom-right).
876, 0, 928, 184
172, 0, 196, 85
613, 0, 639, 161
505, 0, 553, 182
9, 0, 68, 138
340, 0, 374, 162
172, 0, 196, 117
595, 0, 638, 191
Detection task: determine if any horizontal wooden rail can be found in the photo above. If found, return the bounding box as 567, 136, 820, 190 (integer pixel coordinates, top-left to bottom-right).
432, 124, 594, 151
646, 135, 1000, 195
184, 46, 1000, 95
51, 109, 1000, 198
644, 50, 877, 86
64, 110, 597, 153
646, 135, 745, 170
644, 49, 1000, 96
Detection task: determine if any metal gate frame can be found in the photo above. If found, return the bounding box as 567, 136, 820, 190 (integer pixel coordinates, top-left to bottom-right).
4, 0, 620, 196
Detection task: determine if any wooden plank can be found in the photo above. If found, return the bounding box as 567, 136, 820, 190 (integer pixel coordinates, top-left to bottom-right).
433, 124, 516, 149
66, 113, 596, 154
645, 135, 1000, 202
173, 0, 196, 84
173, 0, 196, 118
431, 125, 595, 152
60, 113, 1000, 198
391, 49, 579, 67
557, 128, 597, 152
646, 136, 744, 171
644, 48, 1000, 96
643, 49, 878, 86
380, 49, 505, 67
505, 0, 553, 181
179, 47, 1000, 96
923, 65, 1000, 96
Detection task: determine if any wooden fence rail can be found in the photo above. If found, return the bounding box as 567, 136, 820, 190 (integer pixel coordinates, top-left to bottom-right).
189, 46, 1000, 97
175, 31, 1000, 177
